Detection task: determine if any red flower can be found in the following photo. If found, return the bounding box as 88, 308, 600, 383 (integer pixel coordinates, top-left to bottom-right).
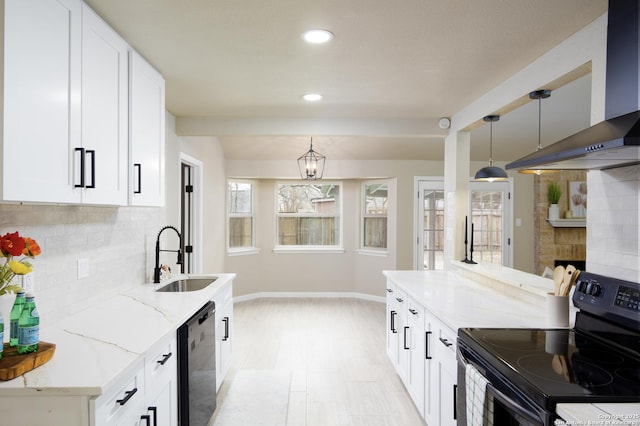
0, 232, 26, 257
22, 237, 41, 257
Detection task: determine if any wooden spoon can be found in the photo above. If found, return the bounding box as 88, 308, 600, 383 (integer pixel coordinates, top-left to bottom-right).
560, 265, 577, 296
553, 265, 565, 296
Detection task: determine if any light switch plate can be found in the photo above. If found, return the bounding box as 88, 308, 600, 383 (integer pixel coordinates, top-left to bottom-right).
78, 258, 90, 279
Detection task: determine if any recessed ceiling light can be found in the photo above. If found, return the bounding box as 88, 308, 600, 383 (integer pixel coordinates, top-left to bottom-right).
303, 93, 323, 101
303, 29, 334, 44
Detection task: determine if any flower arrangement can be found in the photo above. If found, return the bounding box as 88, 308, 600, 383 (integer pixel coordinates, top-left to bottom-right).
0, 231, 41, 295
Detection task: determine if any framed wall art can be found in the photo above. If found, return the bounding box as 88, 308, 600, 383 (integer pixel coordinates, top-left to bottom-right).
568, 181, 587, 217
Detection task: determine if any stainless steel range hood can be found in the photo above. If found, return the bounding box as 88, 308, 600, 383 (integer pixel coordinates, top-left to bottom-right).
506, 0, 640, 171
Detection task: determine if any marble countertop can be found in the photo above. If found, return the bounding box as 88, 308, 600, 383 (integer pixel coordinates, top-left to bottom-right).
383, 267, 571, 331
0, 273, 235, 397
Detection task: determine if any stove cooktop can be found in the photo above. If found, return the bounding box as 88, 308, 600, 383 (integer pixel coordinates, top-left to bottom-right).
459, 326, 640, 408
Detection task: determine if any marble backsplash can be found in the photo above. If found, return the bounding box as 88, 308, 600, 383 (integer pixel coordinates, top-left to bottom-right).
0, 203, 166, 326
587, 164, 640, 283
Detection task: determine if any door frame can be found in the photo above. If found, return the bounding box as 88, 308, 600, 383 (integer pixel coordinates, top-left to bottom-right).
179, 153, 203, 274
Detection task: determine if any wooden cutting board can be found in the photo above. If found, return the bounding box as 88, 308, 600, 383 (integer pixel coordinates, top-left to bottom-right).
0, 341, 55, 381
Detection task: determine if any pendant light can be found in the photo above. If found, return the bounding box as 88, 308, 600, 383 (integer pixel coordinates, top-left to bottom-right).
519, 89, 557, 175
475, 115, 508, 182
297, 137, 326, 180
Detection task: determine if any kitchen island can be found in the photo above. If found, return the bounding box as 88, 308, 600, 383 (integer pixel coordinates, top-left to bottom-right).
0, 273, 235, 425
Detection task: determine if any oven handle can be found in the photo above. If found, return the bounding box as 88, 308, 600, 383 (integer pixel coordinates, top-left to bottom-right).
487, 383, 544, 426
458, 344, 543, 426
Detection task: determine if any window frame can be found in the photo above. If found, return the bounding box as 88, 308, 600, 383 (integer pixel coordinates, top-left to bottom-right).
226, 179, 258, 255
359, 180, 390, 255
273, 181, 344, 253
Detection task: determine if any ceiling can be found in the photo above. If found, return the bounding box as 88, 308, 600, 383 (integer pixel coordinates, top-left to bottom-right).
84, 0, 607, 162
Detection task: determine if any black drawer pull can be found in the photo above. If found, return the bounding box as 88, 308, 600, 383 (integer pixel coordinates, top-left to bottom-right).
386, 288, 393, 293
116, 387, 137, 406
157, 352, 172, 365
409, 308, 418, 315
439, 337, 453, 347
134, 163, 142, 193
403, 326, 410, 350
140, 414, 151, 426
390, 311, 397, 333
395, 297, 404, 303
223, 317, 230, 341
425, 331, 432, 360
148, 406, 157, 425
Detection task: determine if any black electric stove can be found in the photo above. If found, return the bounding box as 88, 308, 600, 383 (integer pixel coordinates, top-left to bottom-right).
457, 272, 640, 425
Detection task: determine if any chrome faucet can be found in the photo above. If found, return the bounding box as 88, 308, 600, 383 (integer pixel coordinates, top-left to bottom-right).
154, 225, 183, 283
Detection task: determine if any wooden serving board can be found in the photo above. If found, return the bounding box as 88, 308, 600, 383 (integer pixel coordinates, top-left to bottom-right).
0, 341, 55, 381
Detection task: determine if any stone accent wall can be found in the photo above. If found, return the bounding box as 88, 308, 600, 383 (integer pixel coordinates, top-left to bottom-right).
534, 171, 587, 274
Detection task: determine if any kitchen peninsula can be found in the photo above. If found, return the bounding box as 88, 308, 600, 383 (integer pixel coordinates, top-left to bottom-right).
385, 263, 640, 425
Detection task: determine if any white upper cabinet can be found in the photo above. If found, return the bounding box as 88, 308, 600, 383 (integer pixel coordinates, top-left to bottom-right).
3, 0, 83, 203
2, 0, 164, 206
129, 51, 165, 207
80, 5, 129, 205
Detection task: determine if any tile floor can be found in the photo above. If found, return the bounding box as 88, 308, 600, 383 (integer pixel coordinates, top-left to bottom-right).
211, 297, 425, 426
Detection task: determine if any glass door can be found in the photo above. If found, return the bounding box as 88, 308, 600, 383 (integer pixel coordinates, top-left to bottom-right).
416, 179, 445, 270
468, 180, 513, 267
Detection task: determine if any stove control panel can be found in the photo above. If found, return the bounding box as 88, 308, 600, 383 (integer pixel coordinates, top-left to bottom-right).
573, 272, 640, 330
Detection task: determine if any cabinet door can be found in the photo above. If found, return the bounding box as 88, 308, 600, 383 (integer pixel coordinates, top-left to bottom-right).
407, 300, 425, 417
438, 361, 458, 426
80, 5, 128, 205
129, 51, 165, 206
423, 312, 436, 426
216, 301, 233, 391
3, 0, 82, 203
145, 335, 178, 426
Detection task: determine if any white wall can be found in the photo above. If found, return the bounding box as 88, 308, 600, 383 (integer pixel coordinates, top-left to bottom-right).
587, 165, 640, 282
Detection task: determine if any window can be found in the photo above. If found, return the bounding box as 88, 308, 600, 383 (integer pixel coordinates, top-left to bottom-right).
276, 183, 341, 248
227, 180, 254, 250
362, 182, 388, 250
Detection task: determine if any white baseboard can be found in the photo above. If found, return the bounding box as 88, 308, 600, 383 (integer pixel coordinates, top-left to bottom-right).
233, 291, 385, 304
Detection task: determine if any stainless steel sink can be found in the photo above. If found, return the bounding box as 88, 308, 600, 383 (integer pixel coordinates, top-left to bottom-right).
156, 277, 217, 292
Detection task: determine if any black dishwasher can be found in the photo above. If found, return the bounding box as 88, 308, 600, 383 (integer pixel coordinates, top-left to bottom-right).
177, 301, 216, 426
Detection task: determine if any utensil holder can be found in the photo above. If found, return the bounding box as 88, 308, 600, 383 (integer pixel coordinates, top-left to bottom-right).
546, 292, 569, 328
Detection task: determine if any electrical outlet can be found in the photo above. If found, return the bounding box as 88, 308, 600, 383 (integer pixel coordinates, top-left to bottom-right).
22, 273, 34, 293
78, 258, 90, 279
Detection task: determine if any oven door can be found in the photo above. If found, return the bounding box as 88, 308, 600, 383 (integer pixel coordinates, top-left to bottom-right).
457, 340, 548, 426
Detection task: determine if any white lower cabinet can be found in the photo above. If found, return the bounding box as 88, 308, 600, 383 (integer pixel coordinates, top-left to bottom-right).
386, 279, 459, 426
94, 333, 177, 426
213, 280, 234, 391
143, 334, 178, 426
93, 359, 146, 426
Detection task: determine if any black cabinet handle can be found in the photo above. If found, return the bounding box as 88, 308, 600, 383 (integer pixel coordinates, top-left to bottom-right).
390, 311, 397, 333
116, 387, 137, 406
439, 337, 453, 347
140, 414, 151, 426
86, 149, 95, 188
75, 147, 85, 188
148, 406, 157, 426
134, 163, 142, 193
453, 384, 458, 420
395, 297, 404, 303
386, 288, 393, 293
157, 352, 172, 366
403, 326, 410, 350
409, 308, 418, 315
425, 331, 432, 360
223, 317, 230, 341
